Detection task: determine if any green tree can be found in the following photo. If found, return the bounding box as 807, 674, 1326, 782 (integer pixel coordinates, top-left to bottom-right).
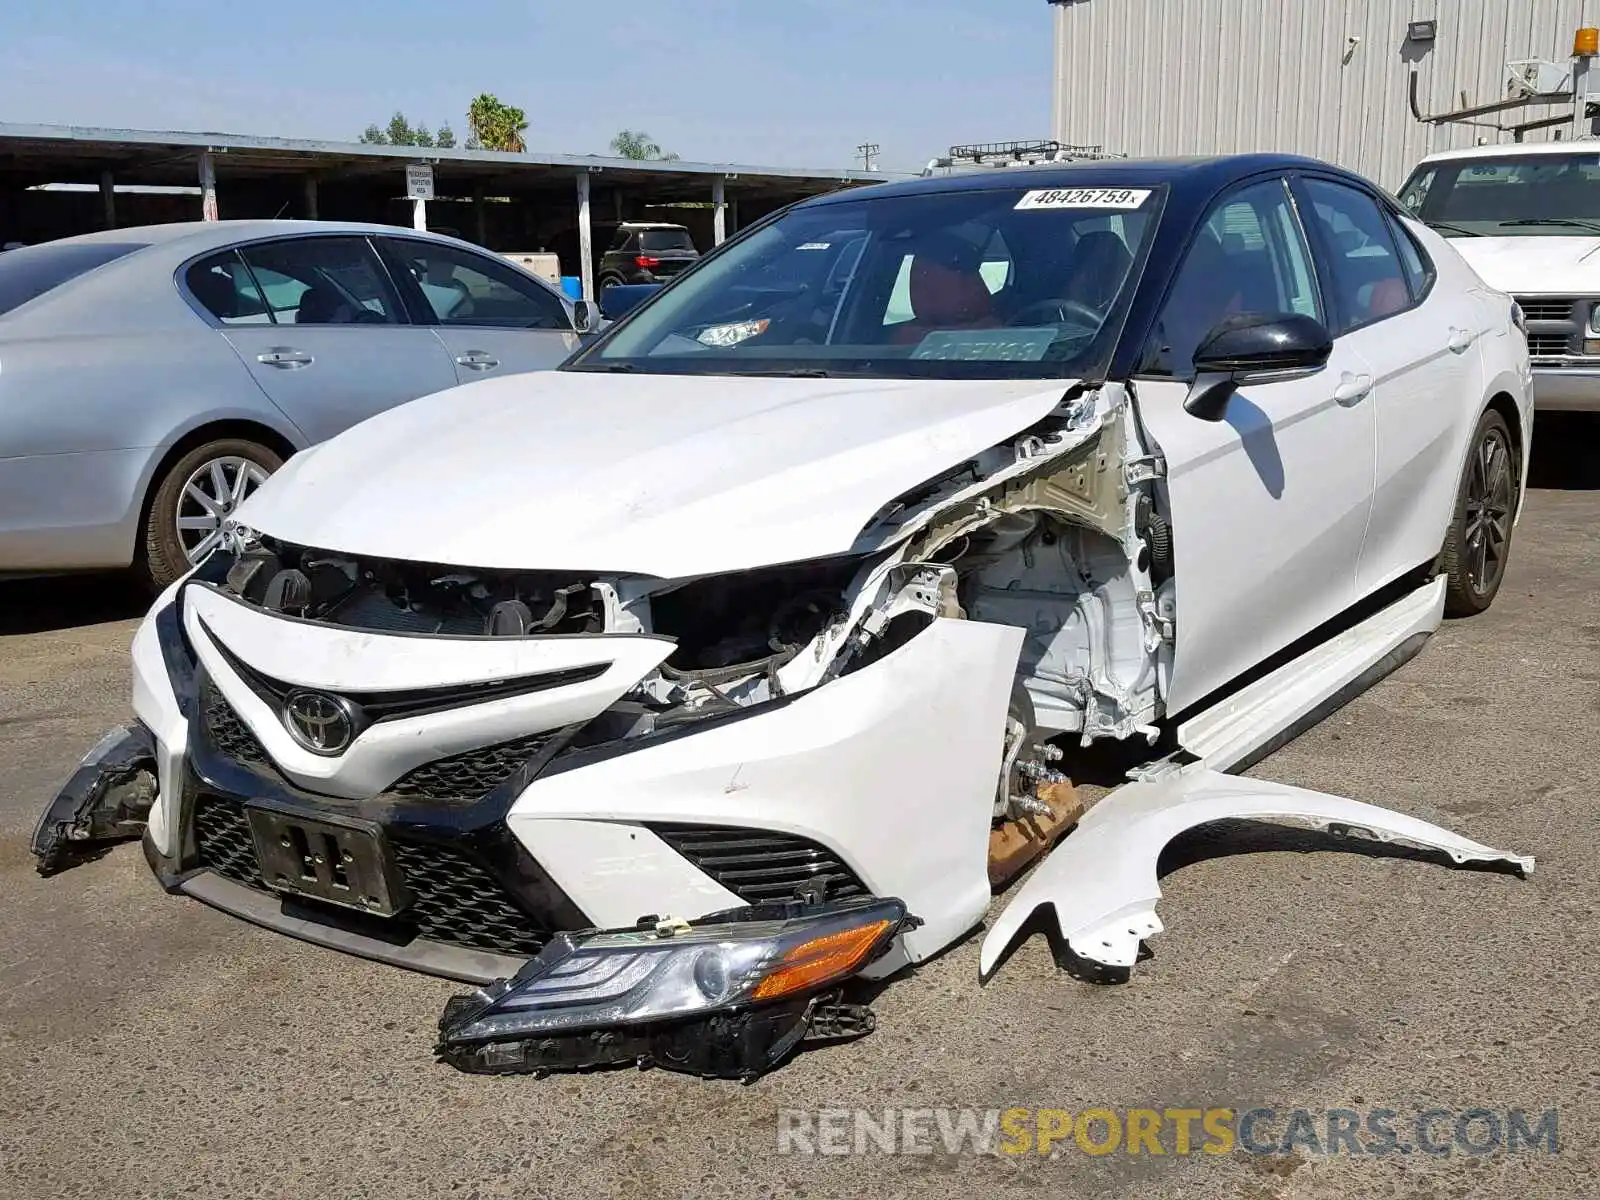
467, 94, 528, 152
610, 129, 680, 161
359, 112, 438, 147
436, 123, 457, 149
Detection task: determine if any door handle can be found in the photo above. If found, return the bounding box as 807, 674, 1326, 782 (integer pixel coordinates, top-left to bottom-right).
257, 348, 314, 369
1333, 372, 1372, 404
454, 351, 500, 371
1447, 326, 1477, 354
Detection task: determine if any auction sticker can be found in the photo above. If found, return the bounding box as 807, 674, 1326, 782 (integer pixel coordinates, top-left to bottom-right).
1015, 187, 1151, 210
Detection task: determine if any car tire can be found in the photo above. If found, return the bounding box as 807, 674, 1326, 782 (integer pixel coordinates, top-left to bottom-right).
139, 437, 282, 592
599, 274, 624, 291
1439, 408, 1516, 617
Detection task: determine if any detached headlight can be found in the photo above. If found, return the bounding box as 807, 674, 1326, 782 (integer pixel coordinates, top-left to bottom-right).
436, 896, 914, 1080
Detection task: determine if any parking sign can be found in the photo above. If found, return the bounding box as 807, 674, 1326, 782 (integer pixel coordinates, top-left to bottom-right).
405, 164, 435, 201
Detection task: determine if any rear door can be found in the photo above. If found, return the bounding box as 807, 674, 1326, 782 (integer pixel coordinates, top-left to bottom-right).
209, 236, 459, 443
1293, 177, 1485, 596
1132, 177, 1378, 716
377, 237, 578, 381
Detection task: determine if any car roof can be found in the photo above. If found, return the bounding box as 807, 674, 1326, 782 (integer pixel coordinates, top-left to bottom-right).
1416, 139, 1600, 166
42, 219, 481, 254
798, 153, 1351, 208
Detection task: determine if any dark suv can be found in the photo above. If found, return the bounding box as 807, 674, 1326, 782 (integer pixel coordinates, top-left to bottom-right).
597, 223, 699, 288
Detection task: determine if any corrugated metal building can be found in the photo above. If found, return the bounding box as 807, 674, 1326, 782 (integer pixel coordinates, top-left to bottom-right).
1051, 0, 1600, 187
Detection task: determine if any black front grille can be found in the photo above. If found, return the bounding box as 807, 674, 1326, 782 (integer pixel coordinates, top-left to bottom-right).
204, 684, 268, 766
386, 734, 552, 804
391, 840, 548, 955
1516, 297, 1576, 323
191, 797, 548, 957
194, 796, 262, 886
649, 824, 868, 904
1528, 332, 1572, 358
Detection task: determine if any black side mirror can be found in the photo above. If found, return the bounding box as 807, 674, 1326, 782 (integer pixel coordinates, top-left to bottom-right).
1183, 313, 1333, 421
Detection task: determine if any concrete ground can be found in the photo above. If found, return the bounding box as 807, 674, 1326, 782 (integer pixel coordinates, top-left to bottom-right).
1, 418, 1597, 1200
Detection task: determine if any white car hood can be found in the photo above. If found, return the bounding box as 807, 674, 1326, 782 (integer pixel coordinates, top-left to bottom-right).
238, 370, 1073, 577
1451, 234, 1600, 294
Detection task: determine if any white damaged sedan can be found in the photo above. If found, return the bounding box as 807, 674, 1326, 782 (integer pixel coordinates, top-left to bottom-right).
35, 154, 1536, 1080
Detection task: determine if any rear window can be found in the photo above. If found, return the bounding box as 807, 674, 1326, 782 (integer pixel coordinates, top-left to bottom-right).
0, 241, 148, 316
639, 229, 695, 253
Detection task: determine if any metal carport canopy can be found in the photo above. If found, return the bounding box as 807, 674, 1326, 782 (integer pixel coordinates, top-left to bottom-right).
0, 122, 899, 298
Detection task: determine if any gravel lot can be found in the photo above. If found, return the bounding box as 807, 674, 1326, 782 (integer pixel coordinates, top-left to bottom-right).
2, 417, 1597, 1200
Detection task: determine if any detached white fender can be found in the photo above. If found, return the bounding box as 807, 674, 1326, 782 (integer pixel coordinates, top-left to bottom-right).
979, 767, 1534, 978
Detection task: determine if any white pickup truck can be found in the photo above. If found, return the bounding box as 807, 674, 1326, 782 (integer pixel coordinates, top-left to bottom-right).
1400, 140, 1600, 412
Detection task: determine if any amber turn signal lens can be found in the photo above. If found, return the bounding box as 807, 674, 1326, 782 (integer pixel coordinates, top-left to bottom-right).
751, 919, 893, 1001
1576, 26, 1599, 57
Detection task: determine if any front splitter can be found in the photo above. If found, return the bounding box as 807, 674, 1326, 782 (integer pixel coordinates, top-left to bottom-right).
174, 865, 528, 984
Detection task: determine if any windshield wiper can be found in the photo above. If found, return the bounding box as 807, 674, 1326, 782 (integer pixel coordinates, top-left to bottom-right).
601, 362, 638, 372
1497, 218, 1600, 234
1426, 220, 1482, 237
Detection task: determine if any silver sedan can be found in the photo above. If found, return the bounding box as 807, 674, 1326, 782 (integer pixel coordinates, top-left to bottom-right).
0, 220, 590, 588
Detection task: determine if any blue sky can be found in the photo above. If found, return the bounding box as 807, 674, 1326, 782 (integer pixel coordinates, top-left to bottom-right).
0, 0, 1055, 171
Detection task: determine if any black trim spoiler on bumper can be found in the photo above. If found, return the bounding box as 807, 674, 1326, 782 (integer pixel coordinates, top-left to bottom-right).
149, 836, 528, 984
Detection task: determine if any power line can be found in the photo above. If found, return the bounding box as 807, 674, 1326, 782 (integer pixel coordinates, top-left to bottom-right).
856, 142, 881, 171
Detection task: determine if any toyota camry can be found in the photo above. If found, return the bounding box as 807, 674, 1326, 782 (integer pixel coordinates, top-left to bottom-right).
35, 154, 1535, 1080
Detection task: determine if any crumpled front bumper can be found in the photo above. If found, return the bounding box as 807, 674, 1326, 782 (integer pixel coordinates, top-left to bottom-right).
31, 723, 156, 875
82, 579, 1024, 985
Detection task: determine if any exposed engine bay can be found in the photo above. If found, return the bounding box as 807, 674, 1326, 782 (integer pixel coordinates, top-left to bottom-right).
208, 385, 1169, 838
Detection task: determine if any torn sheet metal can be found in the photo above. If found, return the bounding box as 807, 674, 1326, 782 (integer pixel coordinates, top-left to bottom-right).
979, 766, 1534, 978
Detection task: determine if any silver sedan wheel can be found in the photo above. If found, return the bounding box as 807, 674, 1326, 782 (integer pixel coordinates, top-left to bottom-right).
175, 455, 269, 563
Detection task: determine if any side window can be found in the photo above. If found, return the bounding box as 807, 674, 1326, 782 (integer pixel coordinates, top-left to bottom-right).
184, 250, 272, 325
1386, 211, 1434, 301
235, 237, 401, 326
385, 241, 570, 330
1397, 168, 1435, 216
1301, 179, 1412, 333
977, 229, 1014, 295
1146, 178, 1321, 377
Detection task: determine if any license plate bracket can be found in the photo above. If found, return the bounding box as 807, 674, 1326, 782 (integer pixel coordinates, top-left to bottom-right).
246, 803, 407, 916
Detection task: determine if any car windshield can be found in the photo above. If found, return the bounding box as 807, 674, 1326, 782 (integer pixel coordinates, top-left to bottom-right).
639, 229, 695, 252
569, 184, 1166, 379
1398, 153, 1600, 235
0, 241, 148, 317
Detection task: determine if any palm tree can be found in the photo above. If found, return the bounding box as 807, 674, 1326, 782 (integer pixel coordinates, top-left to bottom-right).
467, 95, 528, 153
610, 129, 680, 161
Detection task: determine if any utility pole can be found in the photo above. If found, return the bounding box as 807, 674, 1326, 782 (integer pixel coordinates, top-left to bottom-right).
856, 142, 880, 172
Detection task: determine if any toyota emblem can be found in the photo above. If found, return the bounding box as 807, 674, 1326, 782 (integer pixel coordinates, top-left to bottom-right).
283, 690, 354, 755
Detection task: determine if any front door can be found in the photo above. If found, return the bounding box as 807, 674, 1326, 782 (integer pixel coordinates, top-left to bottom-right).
218, 235, 460, 443
1133, 177, 1378, 716
377, 237, 579, 382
